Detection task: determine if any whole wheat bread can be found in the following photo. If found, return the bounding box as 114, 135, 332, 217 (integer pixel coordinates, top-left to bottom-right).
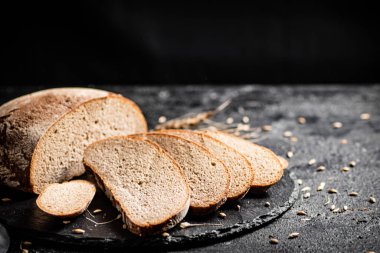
36, 180, 96, 218
134, 133, 230, 215
158, 129, 254, 202
203, 130, 283, 193
0, 88, 147, 193
83, 136, 190, 236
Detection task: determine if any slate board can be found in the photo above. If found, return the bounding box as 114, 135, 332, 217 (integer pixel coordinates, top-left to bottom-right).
0, 170, 297, 250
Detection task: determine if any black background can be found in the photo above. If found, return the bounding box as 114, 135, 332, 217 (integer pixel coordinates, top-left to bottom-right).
1, 1, 380, 86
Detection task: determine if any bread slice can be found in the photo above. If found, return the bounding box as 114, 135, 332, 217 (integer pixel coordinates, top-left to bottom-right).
36, 180, 96, 218
202, 131, 283, 193
83, 136, 190, 236
134, 133, 230, 215
158, 129, 254, 202
0, 88, 147, 193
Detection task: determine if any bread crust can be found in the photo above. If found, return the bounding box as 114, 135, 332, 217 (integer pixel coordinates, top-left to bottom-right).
83, 136, 190, 236
36, 180, 96, 218
0, 88, 147, 193
133, 132, 231, 215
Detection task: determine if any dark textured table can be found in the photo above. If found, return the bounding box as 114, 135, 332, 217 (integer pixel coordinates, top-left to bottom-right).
1, 85, 379, 253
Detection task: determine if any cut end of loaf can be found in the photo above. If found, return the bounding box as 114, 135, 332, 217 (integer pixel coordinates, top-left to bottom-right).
30, 95, 147, 194
36, 180, 96, 218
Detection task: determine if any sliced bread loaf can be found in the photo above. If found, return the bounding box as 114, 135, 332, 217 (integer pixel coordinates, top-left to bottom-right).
83, 136, 190, 236
158, 129, 254, 202
36, 180, 96, 218
203, 130, 283, 193
134, 133, 230, 215
0, 88, 147, 193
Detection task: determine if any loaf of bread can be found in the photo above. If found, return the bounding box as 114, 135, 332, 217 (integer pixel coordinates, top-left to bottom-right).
0, 88, 147, 193
84, 136, 190, 236
36, 180, 96, 218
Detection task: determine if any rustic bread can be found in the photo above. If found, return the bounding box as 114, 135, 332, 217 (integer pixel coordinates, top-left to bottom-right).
83, 136, 190, 236
36, 180, 96, 218
0, 88, 147, 193
158, 129, 254, 202
202, 130, 283, 193
134, 133, 230, 215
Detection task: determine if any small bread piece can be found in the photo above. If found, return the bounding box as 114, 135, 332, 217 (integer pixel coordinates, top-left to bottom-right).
36, 180, 96, 218
135, 133, 230, 215
83, 137, 190, 236
158, 129, 254, 202
203, 131, 283, 193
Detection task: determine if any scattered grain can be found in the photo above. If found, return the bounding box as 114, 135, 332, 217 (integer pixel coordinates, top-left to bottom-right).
283, 131, 293, 137
62, 220, 71, 224
332, 208, 340, 213
21, 249, 28, 253
264, 202, 271, 207
288, 232, 299, 239
317, 166, 326, 172
218, 212, 227, 218
330, 205, 336, 211
270, 238, 279, 244
301, 187, 311, 192
349, 192, 358, 197
122, 224, 127, 229
290, 136, 298, 143
303, 192, 311, 199
341, 167, 350, 172
343, 206, 348, 211
360, 113, 371, 120
242, 116, 250, 123
332, 122, 343, 129
287, 151, 294, 158
369, 197, 376, 204
328, 188, 338, 194
298, 117, 306, 124
308, 159, 316, 165
93, 209, 103, 214
22, 241, 32, 246
158, 116, 167, 123
297, 179, 303, 185
162, 232, 170, 238
1, 197, 11, 203
262, 125, 272, 132
297, 211, 307, 216
349, 161, 357, 167
236, 205, 241, 211
317, 182, 326, 191
340, 139, 348, 144
226, 117, 234, 124
72, 228, 85, 234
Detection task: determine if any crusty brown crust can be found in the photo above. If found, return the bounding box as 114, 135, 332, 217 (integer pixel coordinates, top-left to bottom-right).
132, 132, 231, 215
0, 88, 109, 192
156, 129, 254, 203
0, 88, 147, 193
83, 136, 190, 236
35, 180, 96, 218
